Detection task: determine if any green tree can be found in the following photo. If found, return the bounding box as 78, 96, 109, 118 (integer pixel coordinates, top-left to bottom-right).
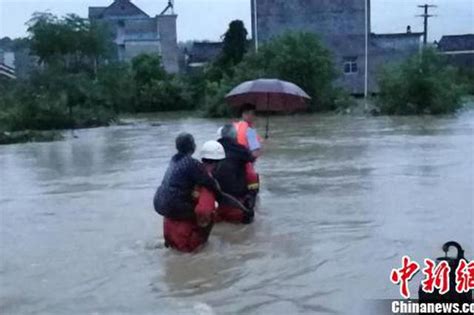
27, 12, 111, 72
97, 63, 134, 113
206, 20, 248, 82
378, 48, 465, 115
204, 32, 337, 116
131, 53, 167, 86
220, 20, 248, 67
254, 32, 336, 109
131, 54, 192, 112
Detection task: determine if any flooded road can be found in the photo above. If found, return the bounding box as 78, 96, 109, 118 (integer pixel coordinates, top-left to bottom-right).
1, 111, 473, 314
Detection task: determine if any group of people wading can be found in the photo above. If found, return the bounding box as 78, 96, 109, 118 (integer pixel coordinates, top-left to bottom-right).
153, 104, 262, 252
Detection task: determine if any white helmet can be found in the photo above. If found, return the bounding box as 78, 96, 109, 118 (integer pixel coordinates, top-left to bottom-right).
200, 140, 225, 161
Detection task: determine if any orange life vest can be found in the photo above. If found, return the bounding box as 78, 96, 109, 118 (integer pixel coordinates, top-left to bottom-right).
234, 121, 262, 149
234, 121, 250, 148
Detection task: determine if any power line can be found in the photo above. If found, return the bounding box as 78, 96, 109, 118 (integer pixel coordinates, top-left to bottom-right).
417, 4, 437, 45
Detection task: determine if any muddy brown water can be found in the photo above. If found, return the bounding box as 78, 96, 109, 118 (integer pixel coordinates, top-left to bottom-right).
1, 112, 473, 314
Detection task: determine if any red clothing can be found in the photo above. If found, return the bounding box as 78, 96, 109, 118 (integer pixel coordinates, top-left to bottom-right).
234, 121, 260, 193
215, 203, 246, 224
214, 162, 259, 224
245, 162, 259, 192
163, 187, 216, 252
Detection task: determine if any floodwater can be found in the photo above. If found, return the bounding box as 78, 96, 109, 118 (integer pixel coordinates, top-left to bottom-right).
1, 111, 473, 314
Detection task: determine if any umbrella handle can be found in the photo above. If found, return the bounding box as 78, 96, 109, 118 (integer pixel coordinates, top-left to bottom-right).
265, 114, 269, 139
265, 93, 269, 139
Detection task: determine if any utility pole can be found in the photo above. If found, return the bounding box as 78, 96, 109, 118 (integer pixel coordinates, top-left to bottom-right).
253, 0, 259, 52
417, 4, 436, 45
364, 0, 369, 102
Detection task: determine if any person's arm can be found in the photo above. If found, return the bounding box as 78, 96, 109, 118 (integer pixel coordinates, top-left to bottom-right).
250, 149, 262, 159
233, 141, 256, 163
190, 159, 220, 193
246, 128, 262, 159
244, 149, 257, 163
194, 187, 215, 227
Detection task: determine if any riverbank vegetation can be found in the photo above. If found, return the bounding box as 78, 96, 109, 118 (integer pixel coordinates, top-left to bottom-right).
202, 30, 346, 117
1, 14, 473, 144
378, 48, 467, 115
0, 13, 194, 143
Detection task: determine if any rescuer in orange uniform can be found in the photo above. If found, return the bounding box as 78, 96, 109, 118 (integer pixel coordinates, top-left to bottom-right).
214, 124, 256, 224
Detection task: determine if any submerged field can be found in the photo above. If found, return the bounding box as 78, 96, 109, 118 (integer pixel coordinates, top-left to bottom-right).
1, 111, 473, 314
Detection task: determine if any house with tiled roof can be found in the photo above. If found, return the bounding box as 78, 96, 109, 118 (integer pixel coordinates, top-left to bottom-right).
438, 34, 474, 52
89, 0, 178, 73
437, 34, 474, 68
185, 42, 223, 69
0, 49, 16, 79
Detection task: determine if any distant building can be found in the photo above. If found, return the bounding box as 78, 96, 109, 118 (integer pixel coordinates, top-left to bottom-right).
184, 40, 256, 72
251, 0, 422, 94
185, 41, 223, 69
88, 0, 179, 73
0, 49, 16, 79
0, 37, 39, 79
437, 34, 474, 68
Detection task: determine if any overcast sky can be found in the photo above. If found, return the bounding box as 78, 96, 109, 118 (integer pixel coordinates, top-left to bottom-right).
0, 0, 473, 42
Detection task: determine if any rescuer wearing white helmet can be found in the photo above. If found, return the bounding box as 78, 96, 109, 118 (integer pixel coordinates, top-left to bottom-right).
200, 140, 226, 162
212, 124, 257, 224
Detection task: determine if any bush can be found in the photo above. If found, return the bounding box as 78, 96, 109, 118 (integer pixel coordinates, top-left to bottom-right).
0, 69, 115, 132
97, 63, 134, 113
457, 68, 474, 95
131, 54, 193, 112
0, 91, 115, 132
378, 48, 465, 115
134, 76, 193, 112
2, 12, 203, 134
203, 32, 337, 117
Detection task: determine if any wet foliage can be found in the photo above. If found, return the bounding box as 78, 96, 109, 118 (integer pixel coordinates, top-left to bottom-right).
203, 31, 342, 117
0, 13, 194, 137
378, 48, 466, 115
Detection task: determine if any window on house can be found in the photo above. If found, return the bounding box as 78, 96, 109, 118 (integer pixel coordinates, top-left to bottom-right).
343, 57, 358, 74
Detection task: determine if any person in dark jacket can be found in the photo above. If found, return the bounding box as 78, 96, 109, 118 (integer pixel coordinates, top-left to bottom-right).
153, 134, 226, 252
154, 133, 220, 220
214, 124, 258, 224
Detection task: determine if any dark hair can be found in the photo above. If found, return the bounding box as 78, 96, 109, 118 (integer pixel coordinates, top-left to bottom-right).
240, 103, 257, 116
175, 132, 196, 155
220, 124, 237, 139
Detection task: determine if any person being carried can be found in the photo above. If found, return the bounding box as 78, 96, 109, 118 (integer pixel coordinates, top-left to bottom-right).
214, 124, 258, 224
153, 133, 225, 252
